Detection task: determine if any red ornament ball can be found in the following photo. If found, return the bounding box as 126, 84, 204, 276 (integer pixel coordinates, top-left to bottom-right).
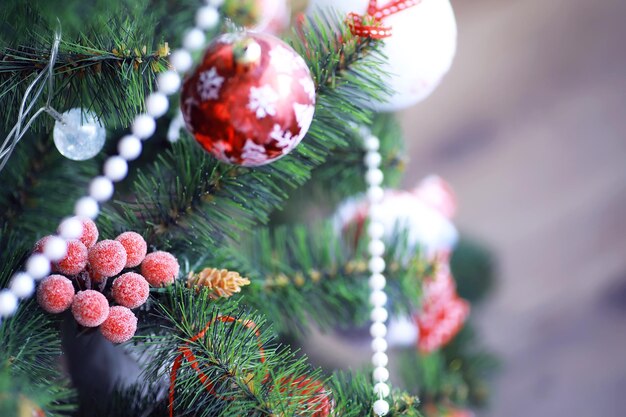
111, 272, 149, 309
88, 240, 127, 278
115, 231, 147, 268
100, 306, 138, 344
72, 290, 109, 327
141, 251, 179, 287
181, 31, 316, 167
37, 274, 75, 313
78, 218, 99, 248
55, 239, 88, 275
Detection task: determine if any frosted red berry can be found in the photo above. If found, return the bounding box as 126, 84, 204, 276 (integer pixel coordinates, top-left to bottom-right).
55, 239, 88, 275
79, 218, 99, 248
71, 290, 109, 327
141, 251, 179, 287
100, 306, 137, 344
37, 275, 75, 313
88, 240, 127, 278
115, 232, 147, 268
112, 272, 149, 309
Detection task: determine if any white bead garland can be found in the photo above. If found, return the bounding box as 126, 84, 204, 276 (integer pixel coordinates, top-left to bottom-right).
183, 28, 206, 51
89, 176, 114, 202
363, 133, 391, 415
118, 135, 142, 161
9, 273, 35, 299
104, 156, 129, 182
0, 290, 18, 317
0, 3, 223, 320
42, 235, 67, 261
132, 114, 157, 139
75, 196, 99, 219
146, 93, 170, 118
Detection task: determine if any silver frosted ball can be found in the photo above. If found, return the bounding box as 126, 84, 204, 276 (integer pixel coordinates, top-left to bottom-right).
53, 108, 106, 161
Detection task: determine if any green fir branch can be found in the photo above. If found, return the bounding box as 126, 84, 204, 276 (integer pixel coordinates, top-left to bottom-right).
198, 222, 430, 335
0, 302, 76, 416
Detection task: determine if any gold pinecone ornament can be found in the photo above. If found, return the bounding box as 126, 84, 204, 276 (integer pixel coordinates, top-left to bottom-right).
187, 268, 251, 299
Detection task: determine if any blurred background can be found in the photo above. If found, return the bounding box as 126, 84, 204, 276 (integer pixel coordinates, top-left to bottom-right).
401, 0, 626, 416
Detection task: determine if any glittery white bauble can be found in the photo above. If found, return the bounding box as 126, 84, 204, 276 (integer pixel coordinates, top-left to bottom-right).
334, 189, 458, 256
53, 108, 106, 161
308, 0, 457, 111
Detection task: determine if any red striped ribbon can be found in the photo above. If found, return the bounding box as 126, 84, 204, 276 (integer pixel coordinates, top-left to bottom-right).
168, 316, 265, 417
346, 0, 423, 39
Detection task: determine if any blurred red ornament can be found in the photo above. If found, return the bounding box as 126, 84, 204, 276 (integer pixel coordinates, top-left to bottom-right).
415, 267, 469, 353
181, 32, 316, 167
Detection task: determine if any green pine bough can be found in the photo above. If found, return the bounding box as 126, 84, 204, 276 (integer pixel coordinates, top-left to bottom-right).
0, 2, 495, 416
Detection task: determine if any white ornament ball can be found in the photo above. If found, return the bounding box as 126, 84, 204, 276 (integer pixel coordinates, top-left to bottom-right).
53, 108, 106, 161
308, 0, 457, 111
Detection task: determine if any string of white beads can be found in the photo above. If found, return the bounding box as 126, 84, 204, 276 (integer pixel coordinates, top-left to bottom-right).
0, 2, 222, 322
364, 133, 390, 416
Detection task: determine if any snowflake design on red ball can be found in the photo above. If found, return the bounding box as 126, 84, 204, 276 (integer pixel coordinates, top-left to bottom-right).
197, 67, 224, 101
181, 31, 316, 167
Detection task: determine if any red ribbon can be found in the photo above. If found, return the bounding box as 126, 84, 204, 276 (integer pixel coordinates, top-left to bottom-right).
346, 0, 422, 39
168, 316, 265, 417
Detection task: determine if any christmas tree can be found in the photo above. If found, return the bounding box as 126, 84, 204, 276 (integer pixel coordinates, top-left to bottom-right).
0, 1, 496, 416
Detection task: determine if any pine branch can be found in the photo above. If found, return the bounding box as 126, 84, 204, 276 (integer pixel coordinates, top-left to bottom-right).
0, 133, 99, 281
198, 222, 430, 335
330, 371, 423, 417
273, 113, 407, 225
142, 284, 329, 417
0, 32, 170, 132
0, 302, 76, 416
142, 285, 424, 417
398, 325, 499, 409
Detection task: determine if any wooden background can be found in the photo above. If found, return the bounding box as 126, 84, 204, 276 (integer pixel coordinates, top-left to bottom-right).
400, 0, 626, 415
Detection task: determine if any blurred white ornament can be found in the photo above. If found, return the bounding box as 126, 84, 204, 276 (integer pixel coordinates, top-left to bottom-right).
307, 0, 457, 111
53, 108, 106, 161
386, 315, 419, 347
334, 178, 459, 257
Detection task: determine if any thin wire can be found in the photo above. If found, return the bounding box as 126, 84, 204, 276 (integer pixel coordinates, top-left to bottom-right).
0, 29, 62, 172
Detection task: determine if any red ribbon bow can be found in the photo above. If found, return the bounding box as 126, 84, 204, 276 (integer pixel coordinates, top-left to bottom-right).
347, 0, 422, 39
168, 316, 265, 417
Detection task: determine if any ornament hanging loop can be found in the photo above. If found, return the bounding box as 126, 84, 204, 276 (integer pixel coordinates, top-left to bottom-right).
0, 28, 62, 173
346, 0, 422, 39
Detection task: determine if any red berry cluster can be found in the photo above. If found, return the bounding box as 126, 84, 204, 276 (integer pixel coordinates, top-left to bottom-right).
35, 219, 180, 344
